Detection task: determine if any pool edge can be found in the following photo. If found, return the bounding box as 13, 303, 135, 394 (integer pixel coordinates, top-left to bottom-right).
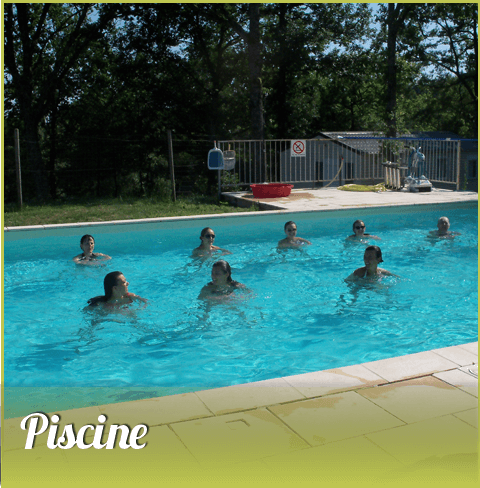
3, 340, 477, 419
4, 197, 478, 233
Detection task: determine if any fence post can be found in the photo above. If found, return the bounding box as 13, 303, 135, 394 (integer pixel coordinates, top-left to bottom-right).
167, 130, 176, 202
456, 141, 461, 191
14, 128, 23, 208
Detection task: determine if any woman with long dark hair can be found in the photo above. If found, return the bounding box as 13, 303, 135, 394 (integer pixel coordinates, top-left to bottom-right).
192, 227, 231, 257
198, 260, 245, 299
346, 246, 396, 281
88, 271, 147, 308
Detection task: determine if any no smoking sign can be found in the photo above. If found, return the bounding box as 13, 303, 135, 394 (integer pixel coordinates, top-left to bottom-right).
290, 139, 306, 157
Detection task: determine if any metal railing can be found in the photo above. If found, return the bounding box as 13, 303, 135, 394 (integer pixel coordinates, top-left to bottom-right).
218, 138, 463, 189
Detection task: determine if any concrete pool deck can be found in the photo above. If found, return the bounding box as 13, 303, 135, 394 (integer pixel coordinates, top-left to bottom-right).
222, 186, 478, 212
3, 188, 478, 485
3, 342, 478, 483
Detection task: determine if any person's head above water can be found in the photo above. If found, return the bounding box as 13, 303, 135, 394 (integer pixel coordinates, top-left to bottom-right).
87, 271, 128, 306
437, 216, 450, 233
80, 234, 95, 252
352, 220, 366, 236
364, 245, 383, 264
80, 234, 94, 245
200, 227, 216, 242
103, 271, 128, 300
211, 260, 232, 283
284, 221, 297, 237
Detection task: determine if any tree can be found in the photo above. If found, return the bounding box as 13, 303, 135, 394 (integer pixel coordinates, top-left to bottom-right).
262, 3, 373, 137
378, 3, 419, 137
4, 3, 124, 200
420, 3, 478, 135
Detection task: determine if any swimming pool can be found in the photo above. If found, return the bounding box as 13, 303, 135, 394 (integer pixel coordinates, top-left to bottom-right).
3, 202, 478, 417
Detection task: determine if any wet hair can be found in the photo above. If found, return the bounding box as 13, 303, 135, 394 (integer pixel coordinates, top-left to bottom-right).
88, 271, 124, 306
365, 245, 383, 263
284, 221, 296, 231
438, 216, 450, 224
200, 227, 214, 238
353, 220, 365, 231
80, 234, 95, 246
212, 260, 232, 282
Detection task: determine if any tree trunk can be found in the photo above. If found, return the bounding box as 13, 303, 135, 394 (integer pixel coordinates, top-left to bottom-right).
248, 4, 264, 182
276, 4, 288, 138
385, 3, 398, 138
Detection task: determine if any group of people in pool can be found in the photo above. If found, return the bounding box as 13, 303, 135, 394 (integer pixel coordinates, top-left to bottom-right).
76, 216, 457, 308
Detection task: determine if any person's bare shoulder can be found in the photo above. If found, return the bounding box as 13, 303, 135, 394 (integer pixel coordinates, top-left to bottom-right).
354, 267, 366, 277
192, 247, 202, 257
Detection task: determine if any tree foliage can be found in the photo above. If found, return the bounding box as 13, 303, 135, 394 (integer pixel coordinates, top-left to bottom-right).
3, 3, 477, 203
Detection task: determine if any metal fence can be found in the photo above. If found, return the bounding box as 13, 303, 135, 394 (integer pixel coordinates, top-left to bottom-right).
218, 138, 463, 189
4, 133, 471, 204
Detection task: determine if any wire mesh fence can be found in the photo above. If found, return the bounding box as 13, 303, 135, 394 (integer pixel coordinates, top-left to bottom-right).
3, 133, 472, 204
3, 133, 216, 203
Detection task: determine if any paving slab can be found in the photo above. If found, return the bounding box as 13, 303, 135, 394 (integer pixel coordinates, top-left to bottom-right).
365, 415, 477, 467
452, 408, 478, 429
432, 344, 478, 366
61, 424, 199, 467
194, 377, 306, 415
223, 187, 477, 213
361, 350, 459, 382
460, 364, 479, 378
97, 392, 214, 427
281, 363, 387, 398
170, 408, 309, 466
262, 435, 403, 473
2, 441, 69, 466
268, 390, 405, 446
457, 342, 479, 356
357, 376, 478, 423
434, 369, 478, 397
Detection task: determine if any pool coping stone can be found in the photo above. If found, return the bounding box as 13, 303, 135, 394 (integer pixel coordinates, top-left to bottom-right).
4, 187, 477, 232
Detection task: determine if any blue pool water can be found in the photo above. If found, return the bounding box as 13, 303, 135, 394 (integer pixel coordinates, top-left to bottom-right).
3, 203, 478, 416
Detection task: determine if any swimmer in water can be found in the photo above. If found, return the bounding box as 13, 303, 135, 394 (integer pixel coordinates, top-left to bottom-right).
73, 235, 111, 264
346, 246, 395, 281
429, 216, 460, 238
87, 271, 147, 308
277, 221, 312, 249
346, 220, 380, 241
192, 227, 232, 257
198, 260, 245, 299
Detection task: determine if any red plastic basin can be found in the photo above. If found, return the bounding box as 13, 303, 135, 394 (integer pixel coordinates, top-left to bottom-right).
250, 183, 294, 198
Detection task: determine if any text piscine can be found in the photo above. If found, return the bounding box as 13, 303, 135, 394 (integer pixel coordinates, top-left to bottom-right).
21, 412, 148, 449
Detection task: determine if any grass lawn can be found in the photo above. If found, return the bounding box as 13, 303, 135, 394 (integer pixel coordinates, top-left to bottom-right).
3, 195, 256, 227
